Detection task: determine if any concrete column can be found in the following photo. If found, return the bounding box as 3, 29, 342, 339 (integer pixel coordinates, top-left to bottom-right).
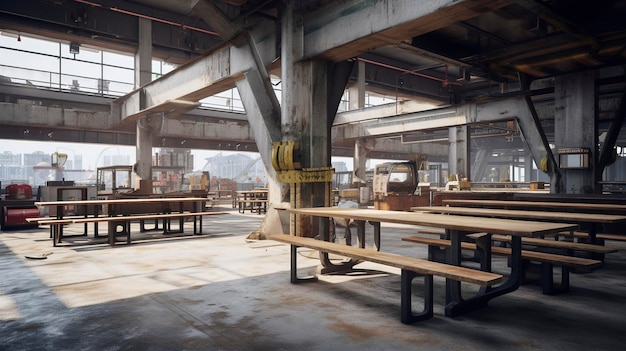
135, 18, 152, 89
554, 72, 596, 193
348, 60, 366, 111
281, 2, 334, 238
348, 86, 359, 111
281, 4, 330, 171
135, 18, 154, 186
448, 125, 470, 179
357, 60, 366, 109
353, 139, 368, 183
281, 1, 303, 141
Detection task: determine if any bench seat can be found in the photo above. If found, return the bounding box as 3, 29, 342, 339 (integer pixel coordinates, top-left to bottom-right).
402, 236, 603, 294
27, 215, 90, 223
490, 234, 618, 254
413, 228, 617, 254
557, 230, 626, 243
39, 212, 226, 246
73, 211, 225, 245
269, 233, 503, 324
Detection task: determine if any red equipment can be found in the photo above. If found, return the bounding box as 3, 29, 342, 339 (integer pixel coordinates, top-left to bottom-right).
5, 184, 33, 200
1, 184, 39, 230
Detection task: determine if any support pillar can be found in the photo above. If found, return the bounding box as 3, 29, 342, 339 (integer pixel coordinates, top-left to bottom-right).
554, 72, 597, 194
134, 18, 155, 191
350, 62, 367, 184
191, 0, 283, 239
348, 60, 366, 111
353, 139, 369, 184
448, 126, 470, 180
281, 2, 351, 238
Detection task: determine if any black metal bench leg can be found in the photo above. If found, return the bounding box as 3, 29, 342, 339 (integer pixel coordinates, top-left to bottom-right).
108, 220, 130, 245
52, 224, 59, 247
401, 270, 434, 323
108, 221, 116, 245
540, 263, 570, 295
290, 245, 317, 283
126, 221, 131, 244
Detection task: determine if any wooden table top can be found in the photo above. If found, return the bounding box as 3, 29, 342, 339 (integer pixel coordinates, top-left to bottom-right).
35, 197, 206, 206
443, 199, 626, 213
236, 189, 268, 194
412, 206, 626, 224
286, 207, 577, 237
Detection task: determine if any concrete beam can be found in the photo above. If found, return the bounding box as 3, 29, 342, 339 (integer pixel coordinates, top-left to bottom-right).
333, 106, 468, 140
0, 124, 135, 146
159, 118, 253, 141
0, 102, 114, 130
334, 97, 540, 138
125, 100, 201, 122
303, 0, 509, 61
112, 45, 244, 123
333, 96, 553, 168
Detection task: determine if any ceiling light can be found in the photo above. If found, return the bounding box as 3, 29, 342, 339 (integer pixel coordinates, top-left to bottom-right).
70, 42, 80, 54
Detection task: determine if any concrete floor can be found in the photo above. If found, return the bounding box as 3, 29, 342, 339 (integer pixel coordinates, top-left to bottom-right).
1, 208, 626, 351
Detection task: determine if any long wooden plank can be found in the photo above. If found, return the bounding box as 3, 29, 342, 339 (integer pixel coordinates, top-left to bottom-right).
269, 234, 503, 286
558, 231, 626, 242
489, 234, 618, 254
402, 236, 603, 270
442, 199, 626, 215
72, 211, 226, 223
35, 197, 207, 207
412, 206, 626, 224
286, 207, 577, 238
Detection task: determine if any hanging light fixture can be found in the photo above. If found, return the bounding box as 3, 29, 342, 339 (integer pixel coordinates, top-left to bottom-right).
69, 42, 80, 54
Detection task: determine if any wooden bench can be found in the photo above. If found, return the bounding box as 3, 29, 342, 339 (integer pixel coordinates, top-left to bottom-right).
237, 199, 268, 214
402, 236, 603, 295
268, 233, 503, 324
37, 219, 76, 247
38, 212, 226, 246
28, 215, 99, 240
413, 227, 618, 254
73, 211, 226, 245
489, 234, 618, 254
27, 215, 89, 223
556, 230, 626, 243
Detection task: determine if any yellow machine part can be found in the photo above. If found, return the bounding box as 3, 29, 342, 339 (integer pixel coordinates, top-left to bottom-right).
271, 141, 300, 171
276, 167, 335, 184
51, 152, 68, 167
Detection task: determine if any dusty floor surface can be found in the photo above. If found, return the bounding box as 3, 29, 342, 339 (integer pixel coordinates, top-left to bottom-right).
1, 208, 626, 350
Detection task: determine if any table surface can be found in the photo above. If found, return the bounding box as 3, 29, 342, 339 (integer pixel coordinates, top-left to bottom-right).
286, 207, 577, 237
442, 199, 626, 213
35, 197, 206, 206
412, 206, 626, 224
236, 189, 268, 194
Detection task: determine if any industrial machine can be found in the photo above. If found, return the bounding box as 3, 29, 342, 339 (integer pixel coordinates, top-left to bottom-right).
372, 156, 431, 210
180, 171, 210, 194
96, 165, 134, 196
1, 183, 39, 230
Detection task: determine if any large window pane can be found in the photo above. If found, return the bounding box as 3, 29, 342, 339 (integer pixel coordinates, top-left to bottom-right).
102, 65, 134, 95
0, 32, 58, 55
103, 51, 134, 69
0, 50, 59, 87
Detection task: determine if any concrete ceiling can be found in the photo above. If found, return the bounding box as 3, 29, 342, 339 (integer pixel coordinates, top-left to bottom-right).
1, 0, 626, 159
4, 0, 626, 98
